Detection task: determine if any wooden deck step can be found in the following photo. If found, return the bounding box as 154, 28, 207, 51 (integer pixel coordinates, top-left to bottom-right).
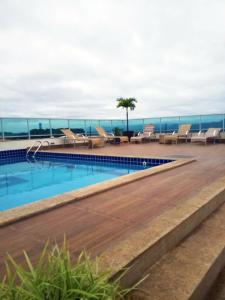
129, 202, 225, 300
100, 176, 225, 289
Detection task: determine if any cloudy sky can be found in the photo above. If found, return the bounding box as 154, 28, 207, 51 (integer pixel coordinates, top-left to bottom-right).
0, 0, 225, 119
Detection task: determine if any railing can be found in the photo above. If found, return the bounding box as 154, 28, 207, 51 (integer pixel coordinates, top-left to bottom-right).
0, 114, 224, 140
26, 140, 50, 157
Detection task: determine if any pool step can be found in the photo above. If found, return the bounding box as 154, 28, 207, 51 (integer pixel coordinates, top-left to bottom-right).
129, 202, 225, 300
100, 176, 225, 293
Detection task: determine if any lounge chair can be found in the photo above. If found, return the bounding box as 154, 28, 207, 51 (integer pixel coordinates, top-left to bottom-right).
163, 124, 191, 144
130, 124, 156, 143
61, 129, 89, 147
191, 128, 222, 145
61, 129, 105, 148
96, 127, 129, 143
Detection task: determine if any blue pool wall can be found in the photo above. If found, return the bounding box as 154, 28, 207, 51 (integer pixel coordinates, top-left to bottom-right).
0, 149, 173, 167
0, 149, 26, 160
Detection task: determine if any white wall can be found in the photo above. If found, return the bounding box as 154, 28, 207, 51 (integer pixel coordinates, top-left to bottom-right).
0, 137, 65, 151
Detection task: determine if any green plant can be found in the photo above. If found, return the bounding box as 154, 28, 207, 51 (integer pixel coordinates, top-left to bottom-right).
113, 127, 122, 136
0, 240, 131, 300
116, 98, 137, 131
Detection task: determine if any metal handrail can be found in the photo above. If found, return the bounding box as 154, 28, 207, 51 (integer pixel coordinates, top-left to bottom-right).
33, 140, 50, 157
26, 140, 42, 156
33, 142, 43, 157
26, 140, 50, 157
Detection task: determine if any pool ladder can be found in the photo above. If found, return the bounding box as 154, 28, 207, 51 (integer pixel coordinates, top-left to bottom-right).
26, 140, 50, 157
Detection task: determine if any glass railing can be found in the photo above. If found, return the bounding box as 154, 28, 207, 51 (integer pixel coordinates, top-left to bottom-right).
0, 114, 224, 140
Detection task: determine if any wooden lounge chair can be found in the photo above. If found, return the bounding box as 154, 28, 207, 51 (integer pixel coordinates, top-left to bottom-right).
61, 129, 105, 148
61, 129, 89, 147
96, 127, 129, 143
130, 124, 156, 143
191, 128, 222, 145
163, 124, 191, 144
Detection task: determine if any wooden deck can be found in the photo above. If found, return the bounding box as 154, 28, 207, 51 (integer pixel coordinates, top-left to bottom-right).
0, 143, 225, 273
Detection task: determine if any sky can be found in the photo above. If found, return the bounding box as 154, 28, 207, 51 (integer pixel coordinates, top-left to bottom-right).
0, 0, 225, 120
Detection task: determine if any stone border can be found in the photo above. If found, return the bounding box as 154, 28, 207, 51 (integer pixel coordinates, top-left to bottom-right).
0, 154, 195, 227
99, 175, 225, 288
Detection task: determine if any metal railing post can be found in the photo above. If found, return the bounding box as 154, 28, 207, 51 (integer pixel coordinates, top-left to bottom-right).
1, 119, 4, 141
223, 114, 225, 132
27, 119, 30, 140
84, 120, 87, 135
49, 119, 53, 137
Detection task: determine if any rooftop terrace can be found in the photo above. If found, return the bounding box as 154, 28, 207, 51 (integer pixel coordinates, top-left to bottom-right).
0, 142, 224, 275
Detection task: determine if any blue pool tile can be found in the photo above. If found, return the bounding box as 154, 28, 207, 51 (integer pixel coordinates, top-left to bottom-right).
0, 150, 174, 169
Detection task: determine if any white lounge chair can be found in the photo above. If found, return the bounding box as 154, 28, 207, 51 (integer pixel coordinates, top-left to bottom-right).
130, 124, 156, 143
163, 124, 191, 144
191, 128, 221, 144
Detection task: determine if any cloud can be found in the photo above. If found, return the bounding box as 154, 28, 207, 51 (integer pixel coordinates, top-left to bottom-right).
0, 0, 225, 119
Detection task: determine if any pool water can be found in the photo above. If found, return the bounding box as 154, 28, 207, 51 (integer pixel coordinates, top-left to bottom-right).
0, 157, 149, 211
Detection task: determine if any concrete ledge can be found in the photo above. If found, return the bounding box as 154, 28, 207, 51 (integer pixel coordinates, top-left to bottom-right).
129, 203, 225, 300
99, 176, 225, 288
0, 156, 194, 227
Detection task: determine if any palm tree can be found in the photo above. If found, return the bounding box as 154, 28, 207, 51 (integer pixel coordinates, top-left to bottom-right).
116, 98, 137, 131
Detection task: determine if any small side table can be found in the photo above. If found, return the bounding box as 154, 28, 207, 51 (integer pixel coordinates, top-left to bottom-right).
89, 137, 105, 148
109, 137, 121, 145
159, 134, 165, 144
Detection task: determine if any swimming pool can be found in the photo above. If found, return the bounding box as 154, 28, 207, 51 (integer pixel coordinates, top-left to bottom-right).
0, 150, 173, 211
